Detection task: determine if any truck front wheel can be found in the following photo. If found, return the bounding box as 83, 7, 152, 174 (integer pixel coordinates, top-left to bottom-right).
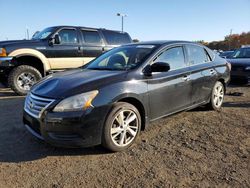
8, 65, 42, 95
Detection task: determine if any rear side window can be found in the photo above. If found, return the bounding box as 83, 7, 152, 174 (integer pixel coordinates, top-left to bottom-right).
58, 29, 78, 44
82, 30, 102, 44
102, 30, 131, 45
154, 46, 186, 70
186, 45, 210, 65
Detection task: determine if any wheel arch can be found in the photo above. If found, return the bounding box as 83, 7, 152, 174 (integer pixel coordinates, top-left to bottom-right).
9, 48, 51, 75
218, 78, 226, 93
117, 96, 147, 131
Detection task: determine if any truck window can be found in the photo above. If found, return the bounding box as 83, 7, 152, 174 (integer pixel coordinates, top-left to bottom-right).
58, 29, 78, 44
102, 31, 131, 45
81, 30, 102, 44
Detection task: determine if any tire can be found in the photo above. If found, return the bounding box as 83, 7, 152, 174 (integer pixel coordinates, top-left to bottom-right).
102, 102, 141, 152
8, 65, 42, 96
206, 81, 225, 111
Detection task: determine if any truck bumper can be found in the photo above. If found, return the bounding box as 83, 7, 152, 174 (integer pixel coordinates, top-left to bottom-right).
0, 57, 15, 75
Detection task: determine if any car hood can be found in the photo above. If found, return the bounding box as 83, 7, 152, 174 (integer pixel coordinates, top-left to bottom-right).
227, 58, 250, 66
0, 39, 41, 47
31, 69, 127, 99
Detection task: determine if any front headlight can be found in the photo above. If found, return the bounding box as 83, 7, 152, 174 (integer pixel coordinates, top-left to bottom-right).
0, 48, 7, 57
245, 66, 250, 70
53, 90, 99, 112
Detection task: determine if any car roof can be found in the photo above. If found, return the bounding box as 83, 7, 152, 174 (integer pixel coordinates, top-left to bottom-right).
52, 25, 127, 33
125, 40, 200, 47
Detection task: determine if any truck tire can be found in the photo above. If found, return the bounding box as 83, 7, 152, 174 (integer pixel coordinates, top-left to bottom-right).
8, 65, 42, 96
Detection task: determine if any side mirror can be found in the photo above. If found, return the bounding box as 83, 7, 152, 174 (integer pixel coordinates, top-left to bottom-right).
151, 62, 170, 72
143, 62, 170, 76
54, 34, 61, 44
49, 34, 61, 46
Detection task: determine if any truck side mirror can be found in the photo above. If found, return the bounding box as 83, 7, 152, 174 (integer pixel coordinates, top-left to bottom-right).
49, 34, 61, 46
54, 34, 61, 44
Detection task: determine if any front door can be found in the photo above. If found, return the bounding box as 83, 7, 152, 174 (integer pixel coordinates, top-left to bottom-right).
49, 28, 83, 69
147, 46, 192, 120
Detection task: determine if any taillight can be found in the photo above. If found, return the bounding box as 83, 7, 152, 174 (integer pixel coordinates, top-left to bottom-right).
226, 62, 231, 71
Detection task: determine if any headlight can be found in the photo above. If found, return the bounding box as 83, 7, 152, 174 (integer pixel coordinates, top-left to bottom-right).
0, 48, 7, 57
53, 90, 99, 112
245, 66, 250, 70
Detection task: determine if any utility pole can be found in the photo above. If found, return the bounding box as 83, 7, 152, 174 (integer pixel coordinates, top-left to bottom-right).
229, 29, 233, 50
26, 27, 30, 40
117, 13, 127, 32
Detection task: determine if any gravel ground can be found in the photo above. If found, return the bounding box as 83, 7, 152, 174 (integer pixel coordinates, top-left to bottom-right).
0, 84, 249, 187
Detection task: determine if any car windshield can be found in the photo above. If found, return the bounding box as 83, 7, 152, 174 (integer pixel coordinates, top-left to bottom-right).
32, 27, 56, 40
231, 48, 250, 58
85, 45, 157, 71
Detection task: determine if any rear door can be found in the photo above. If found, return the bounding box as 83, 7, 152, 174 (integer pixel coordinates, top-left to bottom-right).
80, 29, 104, 65
147, 45, 192, 120
185, 44, 217, 105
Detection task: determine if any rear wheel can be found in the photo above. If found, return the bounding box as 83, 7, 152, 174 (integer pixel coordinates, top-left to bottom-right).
206, 81, 225, 111
102, 102, 141, 152
8, 65, 42, 95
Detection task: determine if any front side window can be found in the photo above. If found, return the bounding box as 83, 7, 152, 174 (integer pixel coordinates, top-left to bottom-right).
82, 30, 102, 44
154, 46, 186, 70
186, 45, 210, 65
86, 45, 157, 70
58, 29, 78, 44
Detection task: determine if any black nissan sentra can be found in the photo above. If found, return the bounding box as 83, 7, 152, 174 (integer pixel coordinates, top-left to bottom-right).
23, 41, 230, 151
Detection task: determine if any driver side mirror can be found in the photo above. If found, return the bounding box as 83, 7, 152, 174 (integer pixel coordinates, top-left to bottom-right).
143, 62, 170, 76
48, 34, 61, 46
54, 34, 61, 44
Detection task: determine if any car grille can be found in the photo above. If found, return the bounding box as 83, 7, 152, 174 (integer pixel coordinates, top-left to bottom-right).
24, 93, 55, 118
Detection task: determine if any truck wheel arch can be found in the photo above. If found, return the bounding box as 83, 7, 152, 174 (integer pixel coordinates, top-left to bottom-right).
9, 48, 51, 74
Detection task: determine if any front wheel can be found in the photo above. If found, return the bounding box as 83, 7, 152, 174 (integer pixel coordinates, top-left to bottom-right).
206, 81, 225, 111
8, 65, 42, 96
102, 102, 141, 152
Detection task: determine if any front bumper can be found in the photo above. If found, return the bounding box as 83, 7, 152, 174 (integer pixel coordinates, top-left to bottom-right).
23, 105, 111, 148
0, 56, 15, 75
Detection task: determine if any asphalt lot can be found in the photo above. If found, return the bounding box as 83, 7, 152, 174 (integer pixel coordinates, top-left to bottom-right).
0, 83, 249, 187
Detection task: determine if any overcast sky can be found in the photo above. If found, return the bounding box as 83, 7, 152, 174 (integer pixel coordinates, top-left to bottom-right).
0, 0, 250, 42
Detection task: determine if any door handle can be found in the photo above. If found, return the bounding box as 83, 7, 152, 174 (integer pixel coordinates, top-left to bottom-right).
182, 75, 190, 81
210, 69, 216, 75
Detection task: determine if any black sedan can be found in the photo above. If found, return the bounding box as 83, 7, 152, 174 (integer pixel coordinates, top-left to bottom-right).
23, 41, 230, 151
227, 46, 250, 84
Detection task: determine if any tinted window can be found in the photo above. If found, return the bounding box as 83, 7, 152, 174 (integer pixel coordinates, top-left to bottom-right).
58, 29, 78, 44
186, 45, 210, 65
154, 47, 186, 70
102, 30, 131, 45
82, 30, 102, 44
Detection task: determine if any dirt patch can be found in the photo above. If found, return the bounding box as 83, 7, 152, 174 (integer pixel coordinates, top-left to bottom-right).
0, 85, 249, 187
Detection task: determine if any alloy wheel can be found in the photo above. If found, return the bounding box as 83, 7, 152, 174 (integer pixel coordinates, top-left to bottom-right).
110, 110, 139, 147
17, 72, 36, 91
213, 84, 224, 108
